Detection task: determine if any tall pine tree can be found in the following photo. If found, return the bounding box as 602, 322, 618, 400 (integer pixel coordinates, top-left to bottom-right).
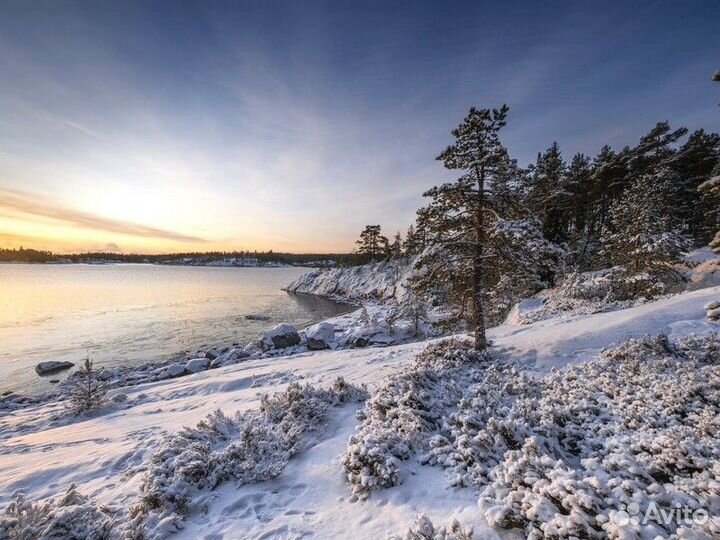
417, 105, 511, 350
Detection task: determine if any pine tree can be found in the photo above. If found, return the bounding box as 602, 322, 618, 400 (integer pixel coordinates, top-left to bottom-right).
698, 163, 720, 253
389, 287, 429, 338
564, 153, 594, 267
485, 218, 563, 324
527, 142, 570, 244
402, 225, 418, 256
589, 145, 625, 236
698, 72, 720, 252
670, 130, 720, 243
389, 232, 403, 260
356, 225, 388, 261
66, 356, 108, 415
599, 178, 691, 296
417, 105, 511, 350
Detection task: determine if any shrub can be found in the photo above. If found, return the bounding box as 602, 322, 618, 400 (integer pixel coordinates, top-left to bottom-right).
0, 485, 115, 540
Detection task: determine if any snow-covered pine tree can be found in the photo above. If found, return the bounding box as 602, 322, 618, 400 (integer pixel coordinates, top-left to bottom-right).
484, 218, 563, 324
698, 163, 720, 253
697, 72, 720, 253
416, 105, 511, 350
66, 356, 108, 415
673, 130, 720, 244
393, 286, 429, 337
599, 177, 691, 297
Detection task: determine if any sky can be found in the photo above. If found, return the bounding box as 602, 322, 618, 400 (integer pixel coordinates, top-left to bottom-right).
0, 0, 718, 254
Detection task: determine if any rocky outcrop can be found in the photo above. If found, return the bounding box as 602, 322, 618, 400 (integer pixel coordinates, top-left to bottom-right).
284, 259, 411, 303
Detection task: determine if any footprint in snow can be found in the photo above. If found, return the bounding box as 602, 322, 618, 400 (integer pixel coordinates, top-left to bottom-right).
222, 483, 311, 525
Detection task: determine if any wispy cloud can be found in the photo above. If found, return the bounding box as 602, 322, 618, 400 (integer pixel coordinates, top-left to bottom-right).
0, 188, 206, 243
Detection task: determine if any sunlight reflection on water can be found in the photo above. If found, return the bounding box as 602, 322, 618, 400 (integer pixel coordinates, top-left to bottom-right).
0, 264, 352, 395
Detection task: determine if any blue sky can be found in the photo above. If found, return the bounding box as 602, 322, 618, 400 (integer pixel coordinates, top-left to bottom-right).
0, 0, 718, 253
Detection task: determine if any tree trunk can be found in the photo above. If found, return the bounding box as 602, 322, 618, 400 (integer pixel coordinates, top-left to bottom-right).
473, 168, 488, 351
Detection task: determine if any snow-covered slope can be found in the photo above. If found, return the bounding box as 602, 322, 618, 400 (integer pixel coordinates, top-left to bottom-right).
285, 259, 411, 303
1, 286, 718, 539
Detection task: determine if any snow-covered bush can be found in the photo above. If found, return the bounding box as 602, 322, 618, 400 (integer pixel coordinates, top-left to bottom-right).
477, 335, 720, 538
510, 267, 682, 325
348, 334, 720, 539
0, 485, 115, 540
138, 377, 366, 537
342, 339, 487, 496
387, 513, 474, 540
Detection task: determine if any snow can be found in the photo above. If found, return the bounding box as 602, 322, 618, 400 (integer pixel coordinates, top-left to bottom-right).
1, 284, 719, 539
285, 259, 411, 303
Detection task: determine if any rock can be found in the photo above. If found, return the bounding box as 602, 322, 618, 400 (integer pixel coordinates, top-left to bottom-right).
165, 363, 186, 378
259, 323, 301, 351
306, 322, 335, 350
350, 336, 370, 348
49, 379, 60, 384
185, 358, 210, 373
35, 361, 74, 376
210, 349, 251, 368
112, 393, 128, 403
245, 314, 271, 321
705, 301, 720, 320
205, 349, 220, 360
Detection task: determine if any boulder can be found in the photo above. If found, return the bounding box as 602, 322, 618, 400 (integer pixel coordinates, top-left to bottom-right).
204, 349, 220, 360
185, 358, 210, 373
306, 322, 335, 350
260, 323, 301, 351
35, 361, 74, 376
165, 363, 186, 378
210, 349, 251, 368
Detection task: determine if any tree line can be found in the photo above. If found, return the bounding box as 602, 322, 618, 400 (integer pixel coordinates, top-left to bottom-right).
0, 248, 358, 266
355, 102, 720, 350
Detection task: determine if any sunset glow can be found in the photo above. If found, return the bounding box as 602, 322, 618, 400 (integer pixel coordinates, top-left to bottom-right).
1, 2, 718, 254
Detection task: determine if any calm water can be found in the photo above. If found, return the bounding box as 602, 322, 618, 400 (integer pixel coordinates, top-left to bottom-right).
0, 264, 352, 395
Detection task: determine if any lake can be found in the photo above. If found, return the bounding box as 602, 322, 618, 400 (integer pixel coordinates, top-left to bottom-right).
0, 264, 352, 395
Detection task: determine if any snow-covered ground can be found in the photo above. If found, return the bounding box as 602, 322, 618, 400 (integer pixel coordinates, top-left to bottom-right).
1, 279, 718, 539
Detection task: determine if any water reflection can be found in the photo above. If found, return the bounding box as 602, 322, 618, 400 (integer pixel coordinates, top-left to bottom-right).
0, 265, 354, 395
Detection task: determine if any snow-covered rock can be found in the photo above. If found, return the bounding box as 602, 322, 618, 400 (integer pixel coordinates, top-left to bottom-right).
305, 322, 335, 350
185, 357, 210, 373
164, 363, 186, 378
209, 349, 249, 368
259, 323, 301, 351
35, 361, 74, 375
204, 349, 220, 360
705, 300, 720, 320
